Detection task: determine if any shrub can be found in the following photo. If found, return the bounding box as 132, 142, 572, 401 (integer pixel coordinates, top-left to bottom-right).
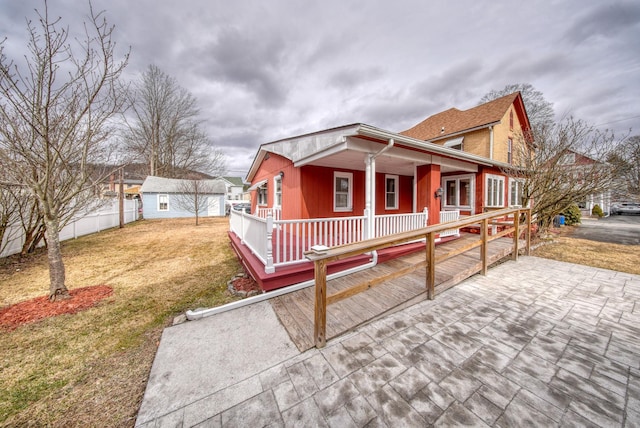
563, 204, 582, 226
592, 204, 604, 217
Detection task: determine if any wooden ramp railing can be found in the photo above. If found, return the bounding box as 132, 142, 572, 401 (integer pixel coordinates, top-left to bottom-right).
305, 207, 532, 348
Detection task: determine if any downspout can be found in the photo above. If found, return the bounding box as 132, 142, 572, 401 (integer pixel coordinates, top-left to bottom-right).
489, 126, 494, 160
366, 139, 395, 239
186, 251, 379, 320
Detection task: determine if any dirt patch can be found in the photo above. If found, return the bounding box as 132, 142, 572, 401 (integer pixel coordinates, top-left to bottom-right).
0, 285, 113, 331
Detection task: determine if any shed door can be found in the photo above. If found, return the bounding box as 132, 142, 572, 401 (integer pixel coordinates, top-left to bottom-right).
207, 196, 220, 216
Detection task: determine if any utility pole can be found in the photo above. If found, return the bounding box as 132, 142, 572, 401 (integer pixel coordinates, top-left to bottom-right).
119, 167, 124, 228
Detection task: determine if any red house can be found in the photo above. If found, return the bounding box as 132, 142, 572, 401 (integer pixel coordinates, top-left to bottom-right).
230, 93, 533, 291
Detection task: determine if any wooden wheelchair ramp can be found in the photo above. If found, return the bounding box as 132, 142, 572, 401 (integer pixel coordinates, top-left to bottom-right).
271, 233, 519, 352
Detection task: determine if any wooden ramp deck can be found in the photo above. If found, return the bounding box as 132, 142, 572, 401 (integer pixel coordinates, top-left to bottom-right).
271, 233, 519, 352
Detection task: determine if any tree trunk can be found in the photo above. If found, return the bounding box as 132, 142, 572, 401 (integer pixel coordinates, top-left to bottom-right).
44, 217, 70, 301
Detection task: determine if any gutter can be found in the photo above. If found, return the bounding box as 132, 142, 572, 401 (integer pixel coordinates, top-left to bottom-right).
185, 250, 379, 320
355, 124, 498, 167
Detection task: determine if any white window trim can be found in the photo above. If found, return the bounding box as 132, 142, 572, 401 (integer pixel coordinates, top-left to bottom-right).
157, 194, 169, 211
442, 174, 474, 210
509, 178, 525, 207
333, 171, 353, 212
257, 183, 268, 206
273, 175, 282, 208
485, 174, 505, 208
384, 174, 399, 210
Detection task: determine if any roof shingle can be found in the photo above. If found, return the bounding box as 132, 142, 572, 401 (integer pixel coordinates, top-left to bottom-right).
400, 92, 520, 141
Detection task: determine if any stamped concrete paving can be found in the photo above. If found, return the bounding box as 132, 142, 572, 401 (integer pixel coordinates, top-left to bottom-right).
136, 256, 640, 427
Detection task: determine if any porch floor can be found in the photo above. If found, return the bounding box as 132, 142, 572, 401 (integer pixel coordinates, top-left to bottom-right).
270, 232, 520, 351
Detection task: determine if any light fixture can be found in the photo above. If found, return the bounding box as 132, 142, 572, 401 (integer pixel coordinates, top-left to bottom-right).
434, 187, 443, 199
279, 171, 284, 179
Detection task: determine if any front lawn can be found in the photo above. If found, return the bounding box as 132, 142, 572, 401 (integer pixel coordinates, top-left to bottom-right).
0, 218, 241, 427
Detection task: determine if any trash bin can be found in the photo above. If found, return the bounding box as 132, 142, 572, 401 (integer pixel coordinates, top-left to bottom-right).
559, 215, 565, 226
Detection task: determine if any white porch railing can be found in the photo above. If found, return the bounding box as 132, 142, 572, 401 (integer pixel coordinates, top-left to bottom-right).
439, 209, 460, 237
274, 216, 366, 266
374, 208, 428, 238
230, 208, 462, 273
255, 207, 282, 220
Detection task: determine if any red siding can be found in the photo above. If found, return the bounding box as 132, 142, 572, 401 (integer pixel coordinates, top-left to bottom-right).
251, 153, 301, 219
375, 174, 414, 214
300, 166, 366, 218
416, 164, 441, 225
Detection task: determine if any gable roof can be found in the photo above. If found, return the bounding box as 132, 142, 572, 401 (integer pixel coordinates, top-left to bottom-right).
400, 92, 531, 142
140, 176, 226, 194
222, 176, 245, 186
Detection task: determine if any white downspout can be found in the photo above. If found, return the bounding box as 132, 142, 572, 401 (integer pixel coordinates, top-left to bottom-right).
367, 139, 395, 239
489, 126, 494, 160
185, 251, 379, 320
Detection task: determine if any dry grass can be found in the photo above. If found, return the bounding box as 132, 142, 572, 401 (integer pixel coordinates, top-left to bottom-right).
531, 226, 640, 275
0, 218, 242, 427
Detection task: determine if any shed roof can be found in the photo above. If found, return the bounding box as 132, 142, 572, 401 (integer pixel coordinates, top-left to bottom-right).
400, 92, 529, 141
140, 176, 226, 194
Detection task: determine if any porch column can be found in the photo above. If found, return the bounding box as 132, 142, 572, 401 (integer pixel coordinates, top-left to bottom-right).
364, 154, 376, 240
416, 164, 441, 226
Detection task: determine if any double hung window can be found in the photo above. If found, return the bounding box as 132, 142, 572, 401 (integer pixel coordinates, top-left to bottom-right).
334, 172, 352, 212
385, 175, 399, 210
485, 174, 505, 208
158, 194, 169, 211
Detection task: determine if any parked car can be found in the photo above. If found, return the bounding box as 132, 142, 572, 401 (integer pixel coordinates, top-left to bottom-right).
611, 202, 640, 215
232, 202, 251, 214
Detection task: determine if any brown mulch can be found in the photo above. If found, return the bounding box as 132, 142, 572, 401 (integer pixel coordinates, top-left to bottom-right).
0, 285, 113, 331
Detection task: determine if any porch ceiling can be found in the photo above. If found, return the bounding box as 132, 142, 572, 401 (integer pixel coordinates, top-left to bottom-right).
300, 136, 478, 175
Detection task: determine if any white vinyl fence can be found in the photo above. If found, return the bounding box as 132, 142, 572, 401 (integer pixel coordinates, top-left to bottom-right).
1, 199, 139, 258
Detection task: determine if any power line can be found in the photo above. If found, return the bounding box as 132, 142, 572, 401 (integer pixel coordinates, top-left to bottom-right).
595, 114, 640, 127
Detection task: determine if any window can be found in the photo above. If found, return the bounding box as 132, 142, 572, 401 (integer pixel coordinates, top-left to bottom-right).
485, 174, 505, 208
507, 138, 513, 165
158, 194, 169, 211
273, 176, 282, 207
385, 175, 399, 210
334, 171, 352, 211
509, 179, 525, 207
258, 183, 268, 205
443, 174, 473, 208
444, 136, 464, 151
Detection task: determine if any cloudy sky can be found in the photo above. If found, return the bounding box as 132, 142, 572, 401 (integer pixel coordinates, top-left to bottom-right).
1, 0, 639, 178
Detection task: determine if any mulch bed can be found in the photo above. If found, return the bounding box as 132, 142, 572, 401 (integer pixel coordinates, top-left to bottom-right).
0, 285, 113, 331
228, 275, 262, 297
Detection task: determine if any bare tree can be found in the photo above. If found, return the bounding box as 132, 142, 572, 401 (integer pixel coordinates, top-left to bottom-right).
504, 117, 623, 232
480, 83, 555, 130
608, 135, 640, 200
125, 65, 227, 178
172, 179, 222, 225
0, 2, 129, 300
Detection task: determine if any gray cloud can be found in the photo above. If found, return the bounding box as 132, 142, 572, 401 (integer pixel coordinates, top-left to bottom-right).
1, 0, 638, 179
564, 2, 640, 45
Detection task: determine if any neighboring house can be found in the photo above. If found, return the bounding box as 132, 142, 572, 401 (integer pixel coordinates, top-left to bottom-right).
140, 176, 226, 219
558, 149, 612, 216
220, 176, 247, 202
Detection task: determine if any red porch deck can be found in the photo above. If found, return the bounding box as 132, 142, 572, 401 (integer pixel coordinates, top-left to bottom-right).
228, 231, 458, 291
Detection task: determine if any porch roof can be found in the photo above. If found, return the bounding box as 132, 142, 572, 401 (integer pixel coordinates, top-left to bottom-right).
247, 123, 509, 181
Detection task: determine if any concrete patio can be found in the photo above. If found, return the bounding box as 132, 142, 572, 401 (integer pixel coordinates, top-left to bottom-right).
136, 256, 640, 427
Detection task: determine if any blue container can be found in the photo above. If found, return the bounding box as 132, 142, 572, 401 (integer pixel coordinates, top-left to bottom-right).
559, 215, 565, 226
